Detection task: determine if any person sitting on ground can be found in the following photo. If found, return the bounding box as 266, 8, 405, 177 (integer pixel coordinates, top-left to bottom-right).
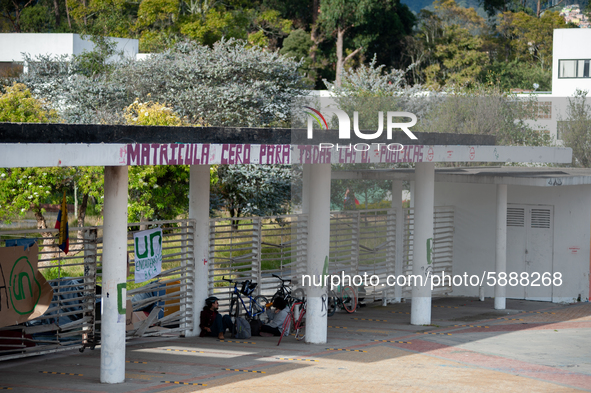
199, 296, 232, 339
260, 297, 289, 337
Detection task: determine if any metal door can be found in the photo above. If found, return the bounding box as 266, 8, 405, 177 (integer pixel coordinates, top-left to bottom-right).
506, 204, 554, 300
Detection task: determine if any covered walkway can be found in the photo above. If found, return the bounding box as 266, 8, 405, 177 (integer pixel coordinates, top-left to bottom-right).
0, 297, 589, 392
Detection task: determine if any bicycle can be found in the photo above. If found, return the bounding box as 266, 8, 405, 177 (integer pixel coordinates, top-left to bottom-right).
223, 277, 269, 323
327, 285, 357, 316
277, 290, 306, 345
270, 274, 305, 308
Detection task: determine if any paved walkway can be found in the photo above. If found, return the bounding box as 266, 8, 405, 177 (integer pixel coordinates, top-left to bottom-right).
1, 297, 590, 392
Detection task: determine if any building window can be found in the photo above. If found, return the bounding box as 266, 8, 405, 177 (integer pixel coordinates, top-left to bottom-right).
559, 59, 590, 78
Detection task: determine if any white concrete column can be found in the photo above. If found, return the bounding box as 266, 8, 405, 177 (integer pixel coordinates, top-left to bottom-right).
411, 163, 434, 326
305, 163, 330, 344
409, 181, 415, 209
392, 180, 404, 303
100, 166, 128, 384
187, 165, 210, 336
495, 184, 507, 310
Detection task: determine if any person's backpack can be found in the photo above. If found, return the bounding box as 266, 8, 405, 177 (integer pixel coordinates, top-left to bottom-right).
234, 317, 251, 339
249, 319, 262, 336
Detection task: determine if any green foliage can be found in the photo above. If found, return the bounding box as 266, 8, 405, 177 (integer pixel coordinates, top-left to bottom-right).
330, 169, 392, 211
496, 10, 569, 71
0, 83, 59, 123
0, 167, 76, 222
560, 91, 591, 168
280, 28, 315, 81
214, 164, 292, 220
19, 4, 54, 32
124, 98, 187, 126
21, 38, 309, 126
425, 24, 488, 88
482, 60, 551, 91
122, 96, 191, 222
128, 166, 190, 222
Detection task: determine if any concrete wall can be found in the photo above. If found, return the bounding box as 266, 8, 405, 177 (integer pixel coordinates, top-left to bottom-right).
552, 29, 591, 97
435, 181, 591, 303
0, 33, 138, 62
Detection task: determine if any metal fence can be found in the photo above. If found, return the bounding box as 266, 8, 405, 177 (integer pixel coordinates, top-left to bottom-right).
209, 207, 455, 310
0, 207, 454, 360
208, 215, 308, 312
402, 207, 455, 295
0, 219, 195, 361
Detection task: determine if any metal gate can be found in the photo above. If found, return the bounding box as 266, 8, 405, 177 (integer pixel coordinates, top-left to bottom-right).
208, 208, 455, 308
402, 206, 455, 295
208, 215, 308, 312
0, 219, 195, 361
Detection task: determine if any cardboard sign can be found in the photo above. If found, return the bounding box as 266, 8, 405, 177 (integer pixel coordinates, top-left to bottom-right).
0, 244, 53, 328
133, 228, 163, 283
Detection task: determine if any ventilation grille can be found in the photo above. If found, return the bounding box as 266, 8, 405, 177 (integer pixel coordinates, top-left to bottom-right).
507, 208, 525, 227
531, 209, 551, 229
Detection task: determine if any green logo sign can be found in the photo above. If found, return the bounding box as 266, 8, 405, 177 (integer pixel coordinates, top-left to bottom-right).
9, 256, 42, 315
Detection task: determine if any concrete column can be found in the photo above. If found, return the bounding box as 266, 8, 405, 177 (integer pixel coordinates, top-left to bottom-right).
187, 165, 210, 336
100, 166, 128, 384
302, 164, 311, 215
409, 181, 415, 209
495, 184, 507, 310
305, 163, 330, 344
411, 163, 434, 326
392, 180, 404, 303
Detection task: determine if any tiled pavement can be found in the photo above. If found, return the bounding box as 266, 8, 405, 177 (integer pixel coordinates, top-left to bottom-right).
0, 297, 590, 392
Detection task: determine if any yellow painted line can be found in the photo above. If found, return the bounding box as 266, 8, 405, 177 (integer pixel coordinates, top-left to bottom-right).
126, 373, 154, 380
223, 368, 265, 373
356, 328, 390, 334
219, 340, 256, 344
453, 325, 489, 328
40, 371, 83, 376
328, 326, 347, 329
497, 318, 524, 321
326, 348, 367, 353
373, 339, 412, 344
126, 360, 148, 364
276, 358, 318, 362
392, 311, 410, 315
433, 305, 459, 309
162, 381, 206, 386
416, 332, 452, 336
352, 318, 387, 322
163, 349, 205, 353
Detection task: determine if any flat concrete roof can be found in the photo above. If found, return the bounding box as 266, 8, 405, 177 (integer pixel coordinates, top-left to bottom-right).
332, 166, 591, 187
0, 122, 495, 145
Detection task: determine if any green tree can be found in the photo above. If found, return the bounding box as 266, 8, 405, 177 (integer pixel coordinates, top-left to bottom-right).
214, 164, 292, 228
0, 83, 103, 263
280, 28, 315, 83
495, 10, 568, 71
318, 0, 414, 87
560, 91, 591, 167
403, 0, 488, 87
123, 98, 192, 223
0, 82, 59, 122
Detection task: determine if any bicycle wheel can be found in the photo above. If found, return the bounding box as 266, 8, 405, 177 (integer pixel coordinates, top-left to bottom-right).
229, 297, 239, 320
341, 285, 358, 313
292, 287, 305, 302
253, 295, 269, 323
294, 306, 306, 341
326, 291, 336, 317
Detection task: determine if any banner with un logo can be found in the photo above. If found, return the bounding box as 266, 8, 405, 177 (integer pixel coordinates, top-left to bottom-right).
133, 228, 163, 283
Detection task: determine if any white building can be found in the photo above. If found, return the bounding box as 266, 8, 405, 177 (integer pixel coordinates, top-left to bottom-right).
0, 33, 138, 74
552, 28, 591, 97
